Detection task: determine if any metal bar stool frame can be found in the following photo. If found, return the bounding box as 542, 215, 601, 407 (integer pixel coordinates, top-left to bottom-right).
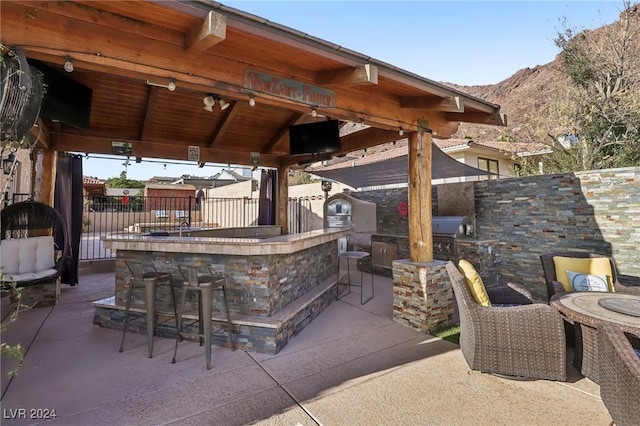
172, 265, 236, 370
119, 260, 179, 358
336, 250, 374, 305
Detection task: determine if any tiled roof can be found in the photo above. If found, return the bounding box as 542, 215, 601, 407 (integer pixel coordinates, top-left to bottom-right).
309, 138, 549, 172
83, 176, 105, 185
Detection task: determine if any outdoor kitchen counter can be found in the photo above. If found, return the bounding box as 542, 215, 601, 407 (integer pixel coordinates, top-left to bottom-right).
102, 227, 351, 255
96, 227, 351, 354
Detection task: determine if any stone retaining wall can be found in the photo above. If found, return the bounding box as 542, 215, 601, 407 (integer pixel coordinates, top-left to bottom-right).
474, 167, 640, 299
359, 167, 639, 301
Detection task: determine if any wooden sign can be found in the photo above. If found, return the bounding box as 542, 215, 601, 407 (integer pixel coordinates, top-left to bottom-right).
243, 69, 335, 107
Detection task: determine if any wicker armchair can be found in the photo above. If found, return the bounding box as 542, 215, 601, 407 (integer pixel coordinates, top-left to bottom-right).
445, 261, 567, 381
598, 323, 640, 426
540, 252, 640, 302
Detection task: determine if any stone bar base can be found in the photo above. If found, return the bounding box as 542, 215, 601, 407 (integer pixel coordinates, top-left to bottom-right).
8, 279, 60, 307
93, 275, 337, 355
392, 259, 454, 333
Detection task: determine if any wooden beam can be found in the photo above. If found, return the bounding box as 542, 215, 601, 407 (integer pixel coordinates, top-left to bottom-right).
416, 115, 460, 139
446, 112, 508, 126
185, 10, 227, 53
140, 86, 161, 140
31, 118, 50, 149
207, 101, 239, 148
408, 131, 433, 263
0, 3, 464, 133
400, 96, 463, 112
277, 167, 289, 235
50, 133, 283, 168
339, 127, 403, 153
316, 64, 378, 86
32, 148, 56, 206
263, 113, 305, 154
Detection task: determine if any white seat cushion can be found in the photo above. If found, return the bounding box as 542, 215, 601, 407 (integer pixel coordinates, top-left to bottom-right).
1, 236, 55, 277
1, 239, 21, 275
2, 268, 58, 283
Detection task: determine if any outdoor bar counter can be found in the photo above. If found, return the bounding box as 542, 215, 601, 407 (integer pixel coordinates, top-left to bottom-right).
94, 227, 350, 354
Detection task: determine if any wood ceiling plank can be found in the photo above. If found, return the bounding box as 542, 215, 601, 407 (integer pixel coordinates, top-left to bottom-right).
140, 86, 161, 140
3, 3, 493, 131
3, 0, 506, 169
207, 101, 239, 148
14, 1, 185, 46
263, 113, 305, 154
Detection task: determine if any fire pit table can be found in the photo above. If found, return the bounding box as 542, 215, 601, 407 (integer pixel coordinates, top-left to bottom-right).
550, 292, 640, 383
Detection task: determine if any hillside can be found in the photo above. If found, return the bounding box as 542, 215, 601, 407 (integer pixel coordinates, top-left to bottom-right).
449, 5, 638, 143
448, 60, 572, 141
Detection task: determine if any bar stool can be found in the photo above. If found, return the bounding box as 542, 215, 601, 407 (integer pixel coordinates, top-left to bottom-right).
119, 260, 178, 358
337, 247, 374, 305
172, 265, 235, 370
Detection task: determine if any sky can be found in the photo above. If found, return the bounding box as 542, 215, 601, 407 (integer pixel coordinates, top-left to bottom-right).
83, 0, 623, 181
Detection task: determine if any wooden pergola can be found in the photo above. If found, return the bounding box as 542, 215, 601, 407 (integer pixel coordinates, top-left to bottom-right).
1, 0, 505, 263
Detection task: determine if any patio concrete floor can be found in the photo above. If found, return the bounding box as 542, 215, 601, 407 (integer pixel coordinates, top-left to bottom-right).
1, 263, 613, 425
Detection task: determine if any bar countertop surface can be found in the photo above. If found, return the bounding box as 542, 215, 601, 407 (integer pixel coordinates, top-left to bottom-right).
102, 228, 351, 256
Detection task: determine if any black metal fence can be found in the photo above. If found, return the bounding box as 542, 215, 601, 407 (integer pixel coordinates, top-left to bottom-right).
79, 195, 317, 260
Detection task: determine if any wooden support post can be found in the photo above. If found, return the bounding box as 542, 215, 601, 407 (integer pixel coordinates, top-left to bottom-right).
408, 131, 433, 263
32, 148, 57, 206
277, 167, 289, 235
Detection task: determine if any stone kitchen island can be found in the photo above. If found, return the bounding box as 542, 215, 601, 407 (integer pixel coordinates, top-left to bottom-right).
94, 227, 350, 354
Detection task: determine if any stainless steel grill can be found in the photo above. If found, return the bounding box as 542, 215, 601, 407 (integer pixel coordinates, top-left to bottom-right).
432, 216, 472, 259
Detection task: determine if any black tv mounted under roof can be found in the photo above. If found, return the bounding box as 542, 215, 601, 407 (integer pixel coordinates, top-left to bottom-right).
289, 119, 341, 156
31, 60, 92, 130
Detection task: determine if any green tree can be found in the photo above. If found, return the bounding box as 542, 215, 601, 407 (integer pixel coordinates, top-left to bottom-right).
288, 169, 315, 186
105, 171, 146, 189
550, 1, 640, 171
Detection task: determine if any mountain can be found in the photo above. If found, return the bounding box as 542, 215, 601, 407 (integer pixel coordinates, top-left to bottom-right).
448, 61, 572, 142
448, 5, 639, 143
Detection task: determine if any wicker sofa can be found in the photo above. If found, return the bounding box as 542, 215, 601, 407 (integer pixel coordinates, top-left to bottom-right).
445, 261, 567, 381
540, 252, 640, 302
598, 322, 640, 426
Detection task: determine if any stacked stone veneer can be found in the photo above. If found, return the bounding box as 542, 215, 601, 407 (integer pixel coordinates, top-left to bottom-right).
392, 259, 454, 333
358, 167, 640, 301
9, 279, 60, 307
350, 188, 436, 236
94, 240, 338, 354
111, 242, 337, 316
94, 280, 336, 354
474, 167, 640, 299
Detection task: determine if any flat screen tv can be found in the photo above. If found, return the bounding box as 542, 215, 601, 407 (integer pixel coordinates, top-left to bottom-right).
289, 119, 340, 156
31, 60, 92, 130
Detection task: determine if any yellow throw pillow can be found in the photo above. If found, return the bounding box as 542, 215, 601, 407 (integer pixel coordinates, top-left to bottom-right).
457, 259, 491, 307
552, 256, 614, 293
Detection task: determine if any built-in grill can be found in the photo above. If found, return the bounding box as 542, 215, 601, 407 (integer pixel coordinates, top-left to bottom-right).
432, 216, 473, 260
